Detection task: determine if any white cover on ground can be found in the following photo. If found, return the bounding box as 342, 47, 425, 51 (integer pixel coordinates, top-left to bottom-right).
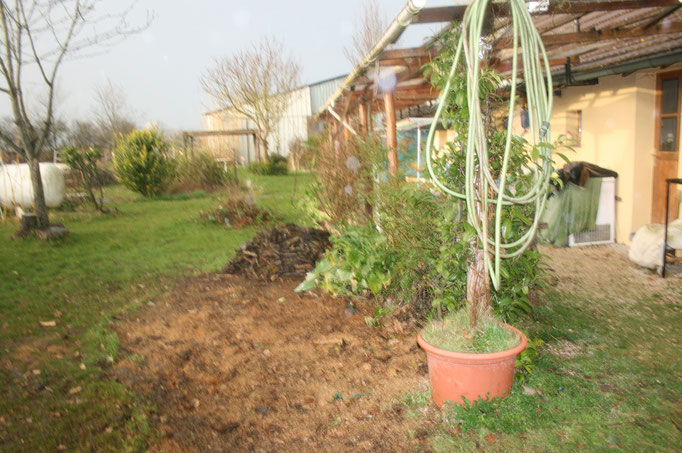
0, 163, 65, 208
628, 219, 682, 269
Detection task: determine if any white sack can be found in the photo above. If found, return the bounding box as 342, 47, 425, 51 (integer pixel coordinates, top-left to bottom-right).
628, 219, 682, 269
0, 163, 65, 208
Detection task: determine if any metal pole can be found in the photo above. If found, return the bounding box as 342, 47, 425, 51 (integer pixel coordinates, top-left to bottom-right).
417, 124, 422, 188
662, 179, 671, 278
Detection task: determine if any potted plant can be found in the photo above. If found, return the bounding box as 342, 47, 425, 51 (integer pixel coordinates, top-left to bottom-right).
417, 0, 556, 408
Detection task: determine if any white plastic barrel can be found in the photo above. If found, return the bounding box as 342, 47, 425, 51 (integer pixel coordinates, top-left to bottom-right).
0, 163, 65, 208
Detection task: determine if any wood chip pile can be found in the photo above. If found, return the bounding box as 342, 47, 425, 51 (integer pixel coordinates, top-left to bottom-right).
223, 224, 330, 280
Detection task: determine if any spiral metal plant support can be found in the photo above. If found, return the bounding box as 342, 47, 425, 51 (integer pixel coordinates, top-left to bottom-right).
425, 0, 554, 291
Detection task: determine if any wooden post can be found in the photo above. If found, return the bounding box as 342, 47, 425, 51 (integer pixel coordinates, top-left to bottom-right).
254, 135, 261, 162
233, 147, 239, 184
383, 90, 398, 176
366, 100, 373, 131
358, 102, 368, 134
248, 135, 253, 163
342, 115, 351, 142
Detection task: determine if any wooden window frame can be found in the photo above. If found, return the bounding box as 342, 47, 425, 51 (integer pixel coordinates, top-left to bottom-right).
655, 71, 682, 153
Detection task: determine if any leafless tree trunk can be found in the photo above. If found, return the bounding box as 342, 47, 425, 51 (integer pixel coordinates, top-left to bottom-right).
344, 0, 388, 66
201, 36, 300, 162
467, 125, 493, 327
467, 247, 491, 327
0, 1, 150, 228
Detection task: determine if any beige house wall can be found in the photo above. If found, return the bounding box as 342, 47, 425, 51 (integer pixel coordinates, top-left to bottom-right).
517, 72, 681, 244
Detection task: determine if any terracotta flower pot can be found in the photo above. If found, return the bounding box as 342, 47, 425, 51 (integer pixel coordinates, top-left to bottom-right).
417, 325, 528, 408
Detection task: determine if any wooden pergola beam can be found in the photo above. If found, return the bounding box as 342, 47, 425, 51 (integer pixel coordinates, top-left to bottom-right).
378, 47, 435, 60
394, 93, 439, 101
347, 83, 435, 101
370, 98, 432, 109
413, 1, 682, 24
378, 56, 432, 67
183, 129, 257, 137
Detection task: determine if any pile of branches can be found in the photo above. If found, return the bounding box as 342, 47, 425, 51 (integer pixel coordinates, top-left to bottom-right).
223, 224, 330, 280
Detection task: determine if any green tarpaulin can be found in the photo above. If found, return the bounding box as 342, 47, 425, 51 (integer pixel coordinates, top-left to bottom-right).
539, 177, 602, 247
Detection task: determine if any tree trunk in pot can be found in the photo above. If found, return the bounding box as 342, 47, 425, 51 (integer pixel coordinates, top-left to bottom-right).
467, 247, 491, 328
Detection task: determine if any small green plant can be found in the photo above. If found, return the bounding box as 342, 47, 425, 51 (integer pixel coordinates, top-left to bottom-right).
246, 154, 288, 175
364, 306, 392, 328
296, 224, 393, 296
61, 146, 107, 212
169, 152, 234, 193
113, 129, 175, 197
422, 309, 518, 354
199, 192, 272, 229
515, 336, 544, 379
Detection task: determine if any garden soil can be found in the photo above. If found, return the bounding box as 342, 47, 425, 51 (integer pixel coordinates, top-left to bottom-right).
113, 274, 433, 452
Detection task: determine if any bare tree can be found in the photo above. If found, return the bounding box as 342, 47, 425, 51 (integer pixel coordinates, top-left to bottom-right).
93, 79, 136, 156
68, 120, 105, 150
344, 0, 388, 66
0, 1, 150, 228
201, 36, 300, 161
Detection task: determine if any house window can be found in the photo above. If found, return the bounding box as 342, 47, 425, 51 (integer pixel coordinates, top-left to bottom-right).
566, 110, 582, 146
658, 74, 681, 152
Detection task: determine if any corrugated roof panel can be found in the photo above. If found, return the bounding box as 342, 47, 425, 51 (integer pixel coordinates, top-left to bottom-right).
310, 76, 346, 114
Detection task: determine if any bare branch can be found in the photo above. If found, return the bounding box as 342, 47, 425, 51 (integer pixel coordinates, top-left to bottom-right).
0, 120, 23, 154
344, 0, 388, 67
92, 78, 136, 153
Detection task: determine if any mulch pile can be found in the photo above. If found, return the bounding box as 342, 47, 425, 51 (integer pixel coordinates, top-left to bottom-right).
223, 224, 330, 280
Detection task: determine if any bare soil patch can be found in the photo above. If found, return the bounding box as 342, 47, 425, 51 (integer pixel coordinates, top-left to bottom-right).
113, 274, 430, 452
540, 243, 682, 306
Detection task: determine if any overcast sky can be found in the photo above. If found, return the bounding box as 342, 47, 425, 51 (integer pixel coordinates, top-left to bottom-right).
2, 0, 440, 132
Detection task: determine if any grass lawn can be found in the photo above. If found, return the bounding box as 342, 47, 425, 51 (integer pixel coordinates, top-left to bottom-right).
0, 173, 311, 452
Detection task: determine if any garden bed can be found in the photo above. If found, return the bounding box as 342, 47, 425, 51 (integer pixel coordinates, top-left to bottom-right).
113, 274, 430, 452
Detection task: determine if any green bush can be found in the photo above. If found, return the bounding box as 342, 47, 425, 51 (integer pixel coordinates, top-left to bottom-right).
168, 152, 234, 193
268, 154, 287, 166
246, 154, 288, 176
113, 130, 175, 197
296, 178, 546, 322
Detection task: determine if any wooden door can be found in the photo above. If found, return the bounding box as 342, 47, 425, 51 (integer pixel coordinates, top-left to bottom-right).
652, 71, 681, 224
